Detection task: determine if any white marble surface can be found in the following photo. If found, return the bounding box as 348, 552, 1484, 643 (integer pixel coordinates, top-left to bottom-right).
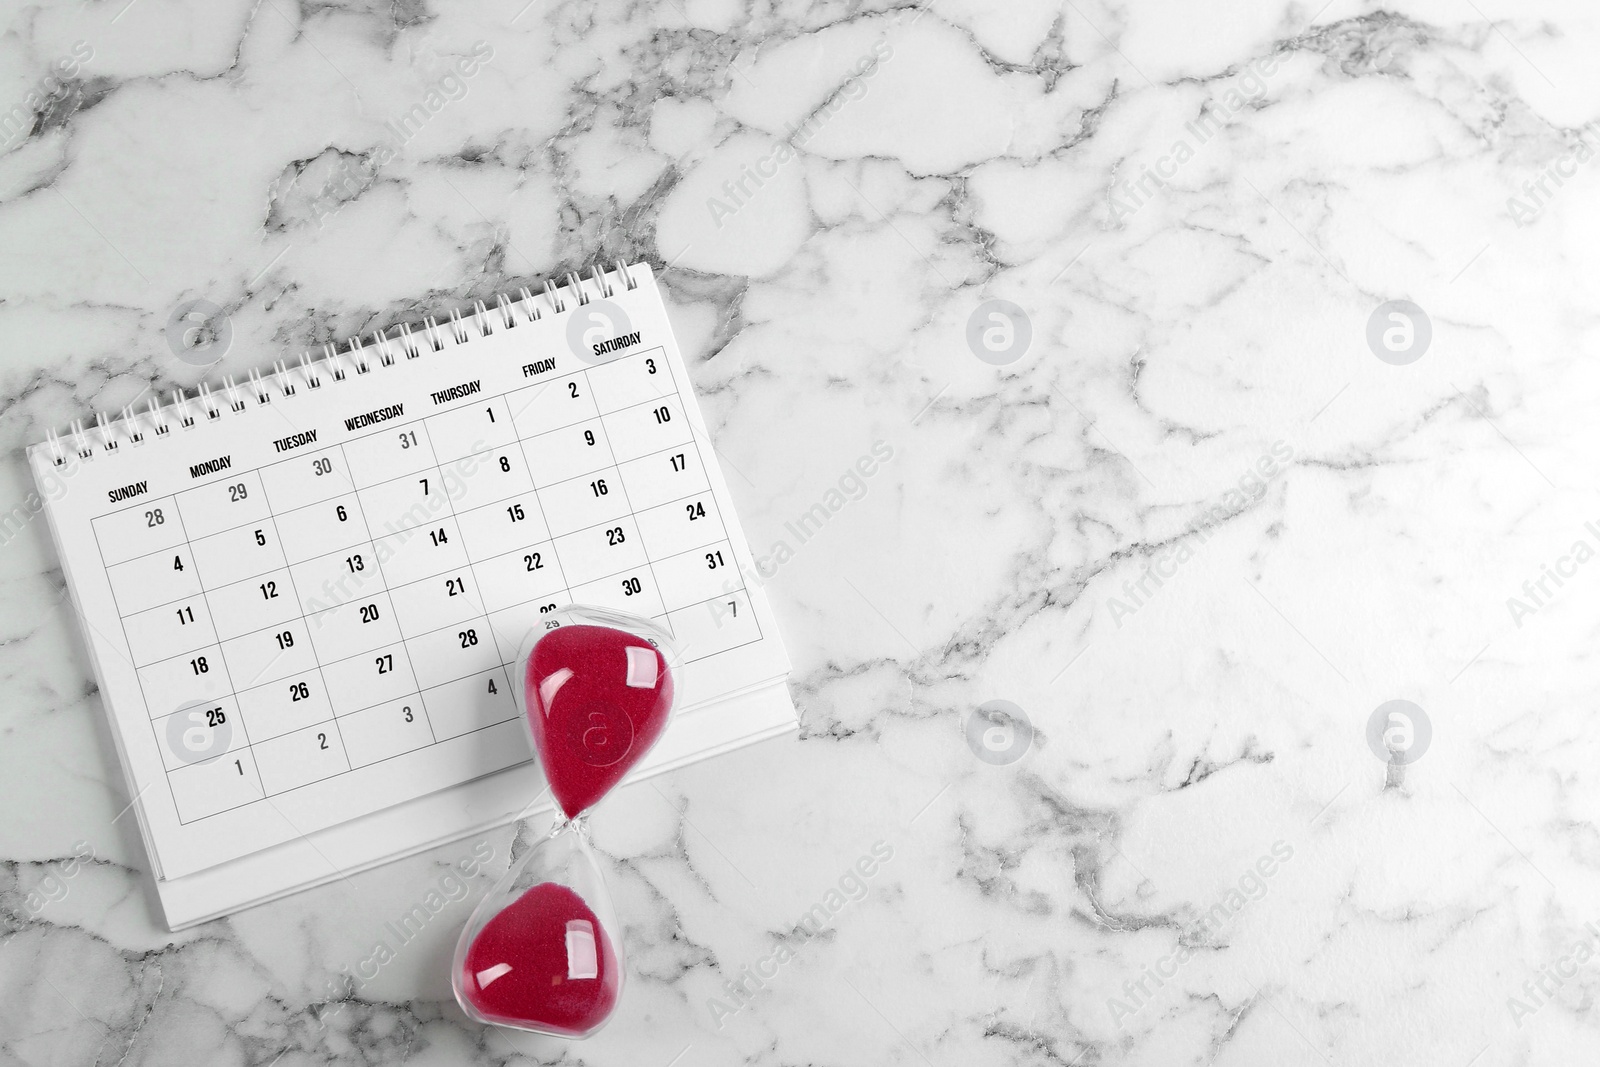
4, 0, 1600, 1063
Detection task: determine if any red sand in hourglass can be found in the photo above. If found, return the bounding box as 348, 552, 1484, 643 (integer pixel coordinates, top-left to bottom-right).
458, 882, 620, 1036
525, 625, 675, 818
455, 614, 676, 1037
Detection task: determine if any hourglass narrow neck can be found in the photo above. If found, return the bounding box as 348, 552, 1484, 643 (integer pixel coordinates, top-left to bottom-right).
549, 813, 591, 839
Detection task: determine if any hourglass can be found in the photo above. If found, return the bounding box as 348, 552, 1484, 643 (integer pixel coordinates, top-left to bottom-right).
452, 606, 678, 1037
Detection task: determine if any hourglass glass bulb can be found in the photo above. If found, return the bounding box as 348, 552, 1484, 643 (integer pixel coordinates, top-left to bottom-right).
452, 606, 679, 1037
453, 822, 623, 1037
519, 607, 677, 818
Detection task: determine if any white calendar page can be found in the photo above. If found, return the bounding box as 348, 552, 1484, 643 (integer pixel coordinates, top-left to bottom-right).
30, 265, 793, 921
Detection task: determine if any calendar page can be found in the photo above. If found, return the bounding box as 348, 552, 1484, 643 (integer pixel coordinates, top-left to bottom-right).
29, 264, 793, 924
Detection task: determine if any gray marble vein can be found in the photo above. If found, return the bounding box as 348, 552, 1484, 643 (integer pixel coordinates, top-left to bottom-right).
2, 0, 1598, 1063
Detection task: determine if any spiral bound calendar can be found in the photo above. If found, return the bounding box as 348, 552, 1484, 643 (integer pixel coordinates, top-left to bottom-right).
28, 262, 795, 929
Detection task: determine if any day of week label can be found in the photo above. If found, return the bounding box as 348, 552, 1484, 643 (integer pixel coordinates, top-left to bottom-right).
430, 380, 482, 406
592, 330, 641, 358
189, 455, 232, 479
108, 479, 149, 503
273, 430, 319, 453
343, 403, 404, 432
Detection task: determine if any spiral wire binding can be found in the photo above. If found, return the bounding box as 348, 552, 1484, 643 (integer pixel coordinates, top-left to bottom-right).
41, 260, 640, 466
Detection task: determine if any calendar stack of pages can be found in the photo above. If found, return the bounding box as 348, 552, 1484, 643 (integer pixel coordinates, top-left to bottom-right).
29, 262, 795, 929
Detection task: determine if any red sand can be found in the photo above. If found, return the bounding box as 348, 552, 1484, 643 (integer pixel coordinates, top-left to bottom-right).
459, 881, 620, 1036
525, 625, 674, 817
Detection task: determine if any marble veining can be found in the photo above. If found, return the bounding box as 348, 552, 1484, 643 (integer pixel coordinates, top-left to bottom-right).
4, 0, 1600, 1064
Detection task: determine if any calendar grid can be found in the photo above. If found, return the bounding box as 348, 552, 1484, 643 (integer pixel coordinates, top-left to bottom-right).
332, 440, 441, 748
644, 350, 763, 657
585, 363, 680, 637
683, 431, 766, 659
101, 582, 220, 623
508, 378, 588, 590
159, 715, 528, 826
419, 420, 523, 738
36, 266, 797, 909
249, 473, 355, 799
91, 501, 273, 822
83, 345, 770, 828
405, 413, 518, 690
508, 372, 629, 638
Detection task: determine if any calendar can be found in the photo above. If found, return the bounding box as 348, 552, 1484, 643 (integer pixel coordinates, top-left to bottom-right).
29, 263, 795, 929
